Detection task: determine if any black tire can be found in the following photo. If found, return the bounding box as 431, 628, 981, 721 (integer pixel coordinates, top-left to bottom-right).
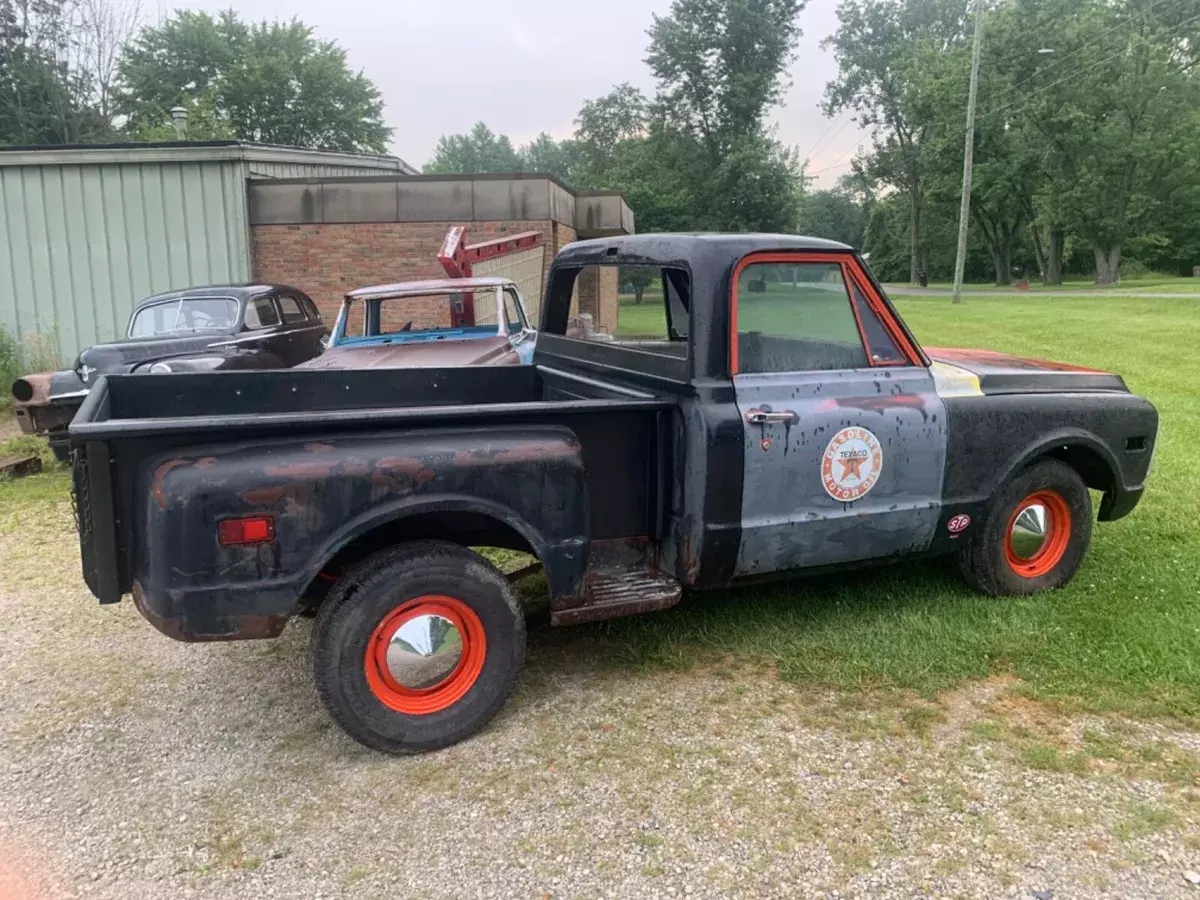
958, 458, 1092, 596
312, 540, 525, 754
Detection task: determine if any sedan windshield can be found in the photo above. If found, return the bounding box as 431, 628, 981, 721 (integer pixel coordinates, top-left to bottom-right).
129, 298, 238, 337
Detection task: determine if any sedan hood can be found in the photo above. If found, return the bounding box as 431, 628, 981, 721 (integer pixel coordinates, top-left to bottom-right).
297, 336, 518, 370
927, 347, 1127, 394
77, 332, 231, 380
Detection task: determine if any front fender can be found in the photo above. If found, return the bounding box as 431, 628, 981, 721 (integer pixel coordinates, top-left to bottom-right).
133, 425, 588, 640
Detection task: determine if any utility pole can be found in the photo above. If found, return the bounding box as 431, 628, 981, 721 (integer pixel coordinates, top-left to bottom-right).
952, 0, 985, 305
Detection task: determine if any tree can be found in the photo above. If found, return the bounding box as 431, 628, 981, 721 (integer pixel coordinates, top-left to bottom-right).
0, 0, 117, 144
823, 0, 969, 283
519, 132, 580, 182
642, 0, 806, 232
622, 267, 655, 303
647, 0, 805, 153
574, 82, 647, 179
796, 179, 872, 247
999, 0, 1200, 283
117, 10, 390, 152
424, 122, 522, 173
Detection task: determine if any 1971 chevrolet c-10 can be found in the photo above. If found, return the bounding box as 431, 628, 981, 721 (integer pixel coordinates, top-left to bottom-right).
70, 234, 1158, 754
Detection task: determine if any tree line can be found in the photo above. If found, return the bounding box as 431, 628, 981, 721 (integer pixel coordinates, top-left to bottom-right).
0, 2, 390, 151
428, 0, 1200, 285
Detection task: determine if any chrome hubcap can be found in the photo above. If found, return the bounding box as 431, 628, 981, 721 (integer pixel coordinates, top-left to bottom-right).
385, 614, 464, 690
1009, 503, 1049, 559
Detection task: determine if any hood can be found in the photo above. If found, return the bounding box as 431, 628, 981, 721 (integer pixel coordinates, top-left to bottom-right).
297, 336, 519, 370
927, 347, 1127, 394
76, 332, 231, 381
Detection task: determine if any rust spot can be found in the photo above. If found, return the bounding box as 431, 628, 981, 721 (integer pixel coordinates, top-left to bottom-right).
132, 582, 288, 642
264, 460, 338, 478
452, 442, 577, 468
194, 457, 217, 469
305, 442, 336, 453
151, 458, 190, 510
376, 456, 426, 476
242, 486, 287, 505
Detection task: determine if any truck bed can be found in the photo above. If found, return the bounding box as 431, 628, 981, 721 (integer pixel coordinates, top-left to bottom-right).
71, 365, 679, 605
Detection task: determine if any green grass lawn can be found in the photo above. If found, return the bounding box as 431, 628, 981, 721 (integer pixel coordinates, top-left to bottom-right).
600, 292, 1200, 720
3, 292, 1198, 720
887, 274, 1200, 294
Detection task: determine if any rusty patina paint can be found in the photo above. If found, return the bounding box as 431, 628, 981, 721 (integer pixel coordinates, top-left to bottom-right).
264, 460, 340, 479
132, 582, 288, 642
242, 485, 288, 506
151, 458, 191, 510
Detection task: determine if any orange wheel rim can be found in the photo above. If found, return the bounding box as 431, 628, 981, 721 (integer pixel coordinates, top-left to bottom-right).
364, 595, 487, 715
1005, 490, 1072, 578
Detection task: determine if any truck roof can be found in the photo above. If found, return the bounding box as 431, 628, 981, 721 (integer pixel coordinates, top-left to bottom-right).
556, 233, 853, 269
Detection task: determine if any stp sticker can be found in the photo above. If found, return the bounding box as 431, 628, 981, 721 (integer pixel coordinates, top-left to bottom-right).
947, 513, 972, 534
821, 427, 883, 502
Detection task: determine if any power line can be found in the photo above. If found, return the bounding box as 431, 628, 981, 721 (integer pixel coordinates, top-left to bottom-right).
1002, 0, 1188, 94
802, 110, 850, 162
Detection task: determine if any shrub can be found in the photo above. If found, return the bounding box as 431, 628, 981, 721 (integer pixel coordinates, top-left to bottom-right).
0, 323, 64, 410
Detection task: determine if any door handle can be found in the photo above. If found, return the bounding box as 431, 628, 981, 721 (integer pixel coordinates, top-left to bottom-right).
745, 409, 798, 425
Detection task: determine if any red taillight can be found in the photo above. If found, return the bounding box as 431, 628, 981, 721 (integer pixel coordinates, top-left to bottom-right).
218, 516, 275, 547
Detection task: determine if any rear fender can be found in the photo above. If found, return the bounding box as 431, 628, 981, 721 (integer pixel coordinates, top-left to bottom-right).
134, 425, 589, 641
304, 493, 585, 599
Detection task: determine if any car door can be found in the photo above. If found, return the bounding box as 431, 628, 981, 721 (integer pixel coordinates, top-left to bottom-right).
730, 252, 949, 577
275, 293, 324, 366
241, 294, 288, 368
503, 287, 536, 364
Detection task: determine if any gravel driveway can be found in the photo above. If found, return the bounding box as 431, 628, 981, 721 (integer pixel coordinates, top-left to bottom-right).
5, 488, 1200, 900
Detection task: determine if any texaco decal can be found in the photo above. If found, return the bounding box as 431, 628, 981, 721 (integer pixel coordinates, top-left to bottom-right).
821, 427, 884, 502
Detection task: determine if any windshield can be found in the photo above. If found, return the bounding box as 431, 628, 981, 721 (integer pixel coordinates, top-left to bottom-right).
128, 298, 238, 337
337, 289, 506, 343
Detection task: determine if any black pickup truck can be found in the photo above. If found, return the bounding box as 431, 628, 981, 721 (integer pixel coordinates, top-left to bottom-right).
70, 235, 1157, 754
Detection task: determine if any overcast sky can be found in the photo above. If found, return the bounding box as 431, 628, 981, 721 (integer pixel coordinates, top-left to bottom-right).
183, 0, 867, 187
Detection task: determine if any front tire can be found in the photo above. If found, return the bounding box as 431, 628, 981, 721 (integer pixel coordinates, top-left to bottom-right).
958, 458, 1092, 596
312, 541, 525, 754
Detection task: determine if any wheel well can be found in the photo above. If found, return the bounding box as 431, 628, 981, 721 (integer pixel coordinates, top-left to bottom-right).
1044, 443, 1115, 494
300, 511, 540, 605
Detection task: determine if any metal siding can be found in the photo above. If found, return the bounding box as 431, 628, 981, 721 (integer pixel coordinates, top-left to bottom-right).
0, 152, 399, 363
0, 160, 252, 362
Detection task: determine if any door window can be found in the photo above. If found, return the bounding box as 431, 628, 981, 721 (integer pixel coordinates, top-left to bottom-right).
734, 262, 868, 373
244, 296, 281, 330
277, 295, 307, 325
847, 277, 905, 365
503, 289, 526, 334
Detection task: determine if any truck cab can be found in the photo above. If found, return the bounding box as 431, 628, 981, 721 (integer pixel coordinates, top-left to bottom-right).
70, 234, 1157, 754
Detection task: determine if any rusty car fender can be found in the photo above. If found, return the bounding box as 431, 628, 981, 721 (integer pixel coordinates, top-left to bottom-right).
131, 425, 590, 641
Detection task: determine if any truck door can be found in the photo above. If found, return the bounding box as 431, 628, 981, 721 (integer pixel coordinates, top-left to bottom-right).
730, 253, 948, 577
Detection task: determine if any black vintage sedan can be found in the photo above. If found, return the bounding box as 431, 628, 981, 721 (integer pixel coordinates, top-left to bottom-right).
11, 284, 327, 459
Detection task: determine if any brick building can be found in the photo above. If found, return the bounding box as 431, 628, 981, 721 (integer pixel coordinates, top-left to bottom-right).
249, 174, 633, 332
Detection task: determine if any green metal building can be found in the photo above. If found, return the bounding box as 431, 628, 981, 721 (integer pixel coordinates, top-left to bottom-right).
0, 141, 414, 363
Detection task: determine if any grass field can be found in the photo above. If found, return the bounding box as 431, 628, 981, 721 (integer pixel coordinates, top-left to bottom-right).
886, 274, 1200, 294
3, 292, 1198, 723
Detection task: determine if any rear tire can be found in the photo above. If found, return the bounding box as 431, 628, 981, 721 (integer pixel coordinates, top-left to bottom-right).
958, 458, 1092, 596
312, 540, 525, 754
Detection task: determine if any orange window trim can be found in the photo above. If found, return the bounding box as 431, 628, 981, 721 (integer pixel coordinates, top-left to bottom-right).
729, 251, 922, 375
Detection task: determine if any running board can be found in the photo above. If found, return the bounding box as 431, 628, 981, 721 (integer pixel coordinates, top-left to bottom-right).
550, 570, 682, 626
